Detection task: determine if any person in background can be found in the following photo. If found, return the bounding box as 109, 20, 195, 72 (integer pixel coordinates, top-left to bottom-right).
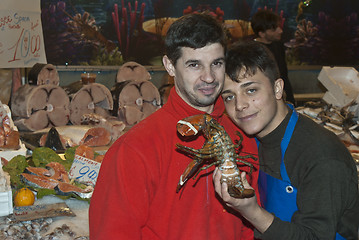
89, 13, 259, 240
250, 9, 296, 106
214, 40, 359, 239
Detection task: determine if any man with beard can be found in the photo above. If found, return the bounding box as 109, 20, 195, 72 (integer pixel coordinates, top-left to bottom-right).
89, 13, 258, 240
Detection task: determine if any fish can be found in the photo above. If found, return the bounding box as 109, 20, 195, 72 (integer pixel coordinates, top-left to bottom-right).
75, 145, 95, 160
79, 127, 111, 147
25, 166, 52, 177
34, 125, 94, 146
21, 173, 59, 189
21, 161, 93, 198
22, 125, 112, 149
94, 155, 104, 163
55, 182, 93, 198
46, 162, 70, 183
42, 127, 66, 152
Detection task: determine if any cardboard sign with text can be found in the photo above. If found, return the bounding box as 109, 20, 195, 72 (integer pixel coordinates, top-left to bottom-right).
0, 0, 47, 68
68, 155, 101, 186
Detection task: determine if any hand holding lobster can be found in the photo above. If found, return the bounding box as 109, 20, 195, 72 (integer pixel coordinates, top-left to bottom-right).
176, 114, 257, 198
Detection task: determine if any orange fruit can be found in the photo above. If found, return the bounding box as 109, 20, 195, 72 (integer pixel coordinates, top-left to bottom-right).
14, 187, 35, 207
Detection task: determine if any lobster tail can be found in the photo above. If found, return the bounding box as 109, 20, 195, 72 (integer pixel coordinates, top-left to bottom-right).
228, 186, 255, 199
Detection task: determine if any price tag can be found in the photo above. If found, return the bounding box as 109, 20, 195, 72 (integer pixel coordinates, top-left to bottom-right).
0, 0, 47, 68
68, 155, 101, 186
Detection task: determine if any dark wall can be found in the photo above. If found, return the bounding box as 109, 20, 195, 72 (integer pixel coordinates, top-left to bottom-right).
40, 0, 359, 66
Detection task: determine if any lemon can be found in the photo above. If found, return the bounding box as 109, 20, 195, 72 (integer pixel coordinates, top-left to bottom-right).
14, 187, 35, 207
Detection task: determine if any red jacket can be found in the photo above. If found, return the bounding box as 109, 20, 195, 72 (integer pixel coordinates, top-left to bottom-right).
89, 88, 259, 239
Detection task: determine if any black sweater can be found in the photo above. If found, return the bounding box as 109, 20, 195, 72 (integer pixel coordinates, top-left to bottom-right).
261, 41, 295, 106
255, 108, 359, 239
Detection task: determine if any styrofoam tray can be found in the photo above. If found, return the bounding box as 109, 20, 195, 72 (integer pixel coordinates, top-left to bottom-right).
0, 190, 13, 216
0, 141, 27, 161
318, 66, 359, 107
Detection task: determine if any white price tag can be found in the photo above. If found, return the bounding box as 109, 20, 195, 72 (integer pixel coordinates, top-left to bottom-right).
68, 155, 101, 186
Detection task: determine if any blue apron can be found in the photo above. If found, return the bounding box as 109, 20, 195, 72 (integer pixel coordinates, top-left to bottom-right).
257, 105, 345, 240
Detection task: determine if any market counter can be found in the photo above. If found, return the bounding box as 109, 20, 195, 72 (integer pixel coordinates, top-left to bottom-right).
0, 195, 90, 239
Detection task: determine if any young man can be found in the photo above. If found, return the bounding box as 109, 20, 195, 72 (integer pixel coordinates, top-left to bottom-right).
214, 40, 359, 239
251, 9, 296, 106
89, 13, 259, 239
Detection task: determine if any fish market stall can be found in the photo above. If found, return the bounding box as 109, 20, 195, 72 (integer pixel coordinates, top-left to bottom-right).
0, 65, 359, 240
0, 124, 107, 239
0, 62, 167, 239
296, 66, 359, 177
0, 196, 90, 239
0, 100, 117, 239
0, 130, 97, 239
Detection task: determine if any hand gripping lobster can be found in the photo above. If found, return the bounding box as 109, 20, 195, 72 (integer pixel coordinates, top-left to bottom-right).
176, 114, 257, 199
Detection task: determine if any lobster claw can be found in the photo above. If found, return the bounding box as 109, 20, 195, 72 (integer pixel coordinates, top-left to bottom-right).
176, 156, 203, 193
177, 114, 208, 137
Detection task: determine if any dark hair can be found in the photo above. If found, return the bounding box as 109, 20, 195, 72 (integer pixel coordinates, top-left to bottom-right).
250, 9, 281, 36
226, 40, 280, 84
164, 12, 227, 65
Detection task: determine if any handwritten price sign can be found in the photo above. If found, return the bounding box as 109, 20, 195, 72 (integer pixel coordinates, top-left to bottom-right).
0, 0, 46, 68
68, 155, 102, 186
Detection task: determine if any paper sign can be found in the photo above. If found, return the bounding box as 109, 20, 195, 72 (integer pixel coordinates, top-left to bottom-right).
0, 0, 47, 68
68, 155, 101, 186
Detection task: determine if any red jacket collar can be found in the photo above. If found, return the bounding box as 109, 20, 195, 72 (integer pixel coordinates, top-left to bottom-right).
163, 87, 225, 120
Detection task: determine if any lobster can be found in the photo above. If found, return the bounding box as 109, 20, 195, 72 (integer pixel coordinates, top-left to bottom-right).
176, 114, 257, 198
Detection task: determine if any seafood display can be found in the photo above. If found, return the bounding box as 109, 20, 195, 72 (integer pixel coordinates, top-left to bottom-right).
3, 146, 92, 194
21, 161, 93, 198
39, 127, 67, 152
74, 144, 104, 164
111, 80, 161, 126
116, 61, 151, 83
27, 63, 60, 86
77, 127, 111, 147
0, 115, 20, 150
69, 83, 113, 125
39, 125, 101, 147
80, 113, 126, 142
0, 216, 89, 239
176, 114, 257, 199
11, 84, 70, 131
111, 61, 161, 127
296, 101, 359, 164
1, 143, 94, 237
21, 125, 114, 151
0, 102, 21, 156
